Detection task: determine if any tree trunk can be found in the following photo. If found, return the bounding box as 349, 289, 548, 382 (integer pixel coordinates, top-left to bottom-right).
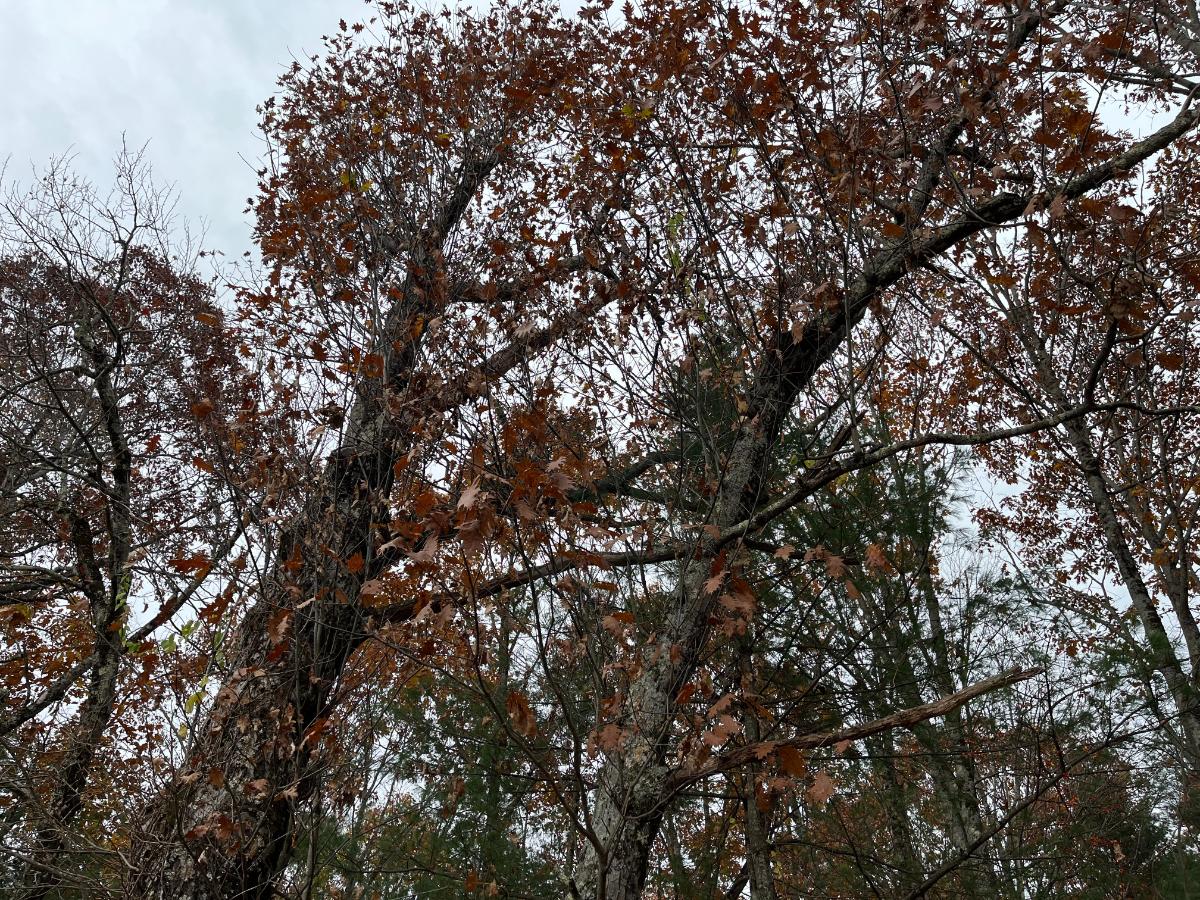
23, 312, 133, 900
126, 155, 501, 899
126, 528, 376, 898
742, 742, 777, 900
737, 639, 777, 900
574, 312, 823, 897
22, 610, 122, 900
1007, 301, 1200, 770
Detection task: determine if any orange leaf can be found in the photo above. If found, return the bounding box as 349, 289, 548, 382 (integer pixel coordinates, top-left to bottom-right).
169, 554, 211, 576
864, 543, 891, 573
778, 745, 806, 777
506, 690, 538, 738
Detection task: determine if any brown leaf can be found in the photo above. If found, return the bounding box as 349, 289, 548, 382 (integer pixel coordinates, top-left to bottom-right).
719, 592, 755, 616
864, 543, 891, 573
706, 693, 735, 719
267, 609, 292, 647
596, 723, 624, 753
1109, 204, 1138, 223
214, 814, 236, 840
169, 554, 211, 576
807, 770, 836, 805
601, 615, 630, 637
703, 714, 742, 746
245, 778, 270, 798
1158, 351, 1185, 371
506, 690, 538, 738
408, 534, 439, 564
778, 745, 806, 777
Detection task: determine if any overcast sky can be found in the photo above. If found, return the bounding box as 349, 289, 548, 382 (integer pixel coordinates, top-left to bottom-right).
1, 1, 372, 258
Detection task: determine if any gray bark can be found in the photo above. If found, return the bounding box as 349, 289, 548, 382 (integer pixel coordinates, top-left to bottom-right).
23, 307, 133, 900
126, 153, 501, 900
1007, 300, 1200, 770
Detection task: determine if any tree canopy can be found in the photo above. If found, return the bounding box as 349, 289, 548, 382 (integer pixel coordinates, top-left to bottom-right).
4, 1, 1200, 898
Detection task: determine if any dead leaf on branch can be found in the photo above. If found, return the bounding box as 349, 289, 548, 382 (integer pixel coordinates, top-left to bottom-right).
864, 543, 892, 573
703, 714, 742, 746
778, 745, 806, 777
506, 690, 538, 738
807, 770, 836, 806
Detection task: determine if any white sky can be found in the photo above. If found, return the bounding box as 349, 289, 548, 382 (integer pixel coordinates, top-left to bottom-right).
1, 0, 372, 258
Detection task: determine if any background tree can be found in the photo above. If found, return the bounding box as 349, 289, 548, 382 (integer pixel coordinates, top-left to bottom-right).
0, 149, 253, 897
